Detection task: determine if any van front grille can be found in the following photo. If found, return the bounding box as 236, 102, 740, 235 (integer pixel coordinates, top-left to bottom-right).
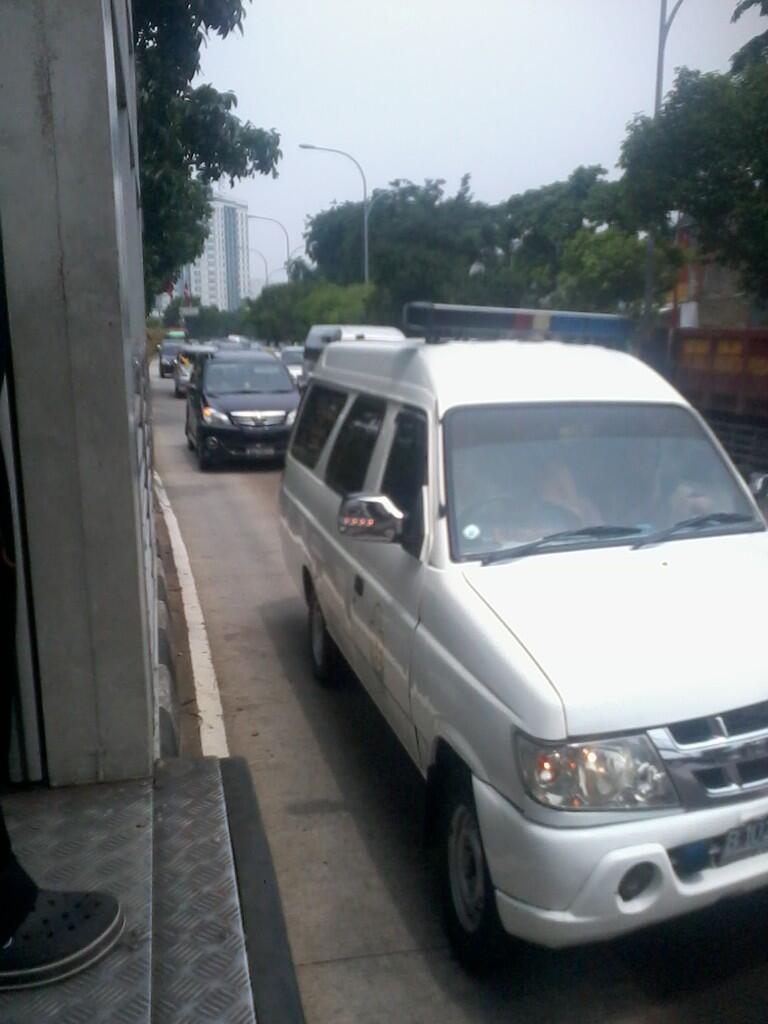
650, 700, 768, 808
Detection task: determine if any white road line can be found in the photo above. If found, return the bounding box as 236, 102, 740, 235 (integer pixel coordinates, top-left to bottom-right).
154, 470, 229, 757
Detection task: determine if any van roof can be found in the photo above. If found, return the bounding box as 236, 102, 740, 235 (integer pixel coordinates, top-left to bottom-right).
305, 324, 405, 342
315, 338, 686, 414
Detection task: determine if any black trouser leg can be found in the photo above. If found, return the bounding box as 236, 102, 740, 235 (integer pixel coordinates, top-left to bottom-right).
0, 805, 38, 945
0, 442, 39, 944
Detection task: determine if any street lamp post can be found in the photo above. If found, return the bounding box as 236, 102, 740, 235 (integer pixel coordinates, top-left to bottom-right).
300, 143, 369, 284
249, 247, 269, 287
643, 0, 688, 343
247, 214, 291, 270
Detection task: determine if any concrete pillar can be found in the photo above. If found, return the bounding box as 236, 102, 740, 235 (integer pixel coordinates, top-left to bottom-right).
0, 0, 154, 783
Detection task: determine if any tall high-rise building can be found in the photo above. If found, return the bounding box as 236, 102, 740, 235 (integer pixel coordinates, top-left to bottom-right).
179, 195, 250, 311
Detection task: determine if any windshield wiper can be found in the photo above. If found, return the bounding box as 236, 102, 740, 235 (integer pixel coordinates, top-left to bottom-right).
632, 512, 757, 549
480, 525, 645, 566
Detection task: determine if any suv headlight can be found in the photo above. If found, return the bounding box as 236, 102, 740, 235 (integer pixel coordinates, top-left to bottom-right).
202, 406, 230, 426
516, 733, 678, 811
286, 409, 297, 427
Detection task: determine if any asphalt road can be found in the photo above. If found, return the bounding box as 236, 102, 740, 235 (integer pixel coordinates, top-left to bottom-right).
152, 371, 768, 1024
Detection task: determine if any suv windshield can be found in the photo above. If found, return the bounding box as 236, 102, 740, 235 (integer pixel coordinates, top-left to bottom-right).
203, 360, 293, 394
445, 402, 758, 562
281, 349, 303, 365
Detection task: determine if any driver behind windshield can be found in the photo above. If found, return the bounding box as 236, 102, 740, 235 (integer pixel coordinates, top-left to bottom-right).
449, 403, 753, 559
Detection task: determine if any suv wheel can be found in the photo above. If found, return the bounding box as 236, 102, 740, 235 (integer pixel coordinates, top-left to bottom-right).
197, 434, 212, 471
308, 588, 340, 687
437, 769, 506, 971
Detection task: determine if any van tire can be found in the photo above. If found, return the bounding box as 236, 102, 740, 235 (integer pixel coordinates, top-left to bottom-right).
308, 589, 341, 687
436, 769, 506, 972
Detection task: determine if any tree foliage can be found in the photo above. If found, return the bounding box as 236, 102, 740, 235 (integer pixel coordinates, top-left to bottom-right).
621, 65, 768, 300
303, 169, 657, 322
134, 1, 281, 303
244, 281, 377, 344
732, 0, 768, 71
554, 228, 678, 313
162, 296, 249, 339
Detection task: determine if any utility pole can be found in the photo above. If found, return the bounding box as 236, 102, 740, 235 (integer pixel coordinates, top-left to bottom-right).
642, 0, 688, 348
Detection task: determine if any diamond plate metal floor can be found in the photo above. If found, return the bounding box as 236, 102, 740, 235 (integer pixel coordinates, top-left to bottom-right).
0, 775, 154, 1024
0, 758, 259, 1024
152, 759, 255, 1024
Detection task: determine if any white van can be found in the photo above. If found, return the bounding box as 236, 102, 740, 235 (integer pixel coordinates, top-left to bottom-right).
279, 336, 768, 967
301, 323, 405, 382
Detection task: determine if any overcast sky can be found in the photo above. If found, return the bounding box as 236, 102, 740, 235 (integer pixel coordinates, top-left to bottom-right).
197, 0, 763, 286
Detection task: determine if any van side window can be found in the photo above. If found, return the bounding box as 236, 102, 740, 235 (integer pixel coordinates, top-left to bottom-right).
381, 409, 428, 557
325, 395, 386, 494
290, 384, 347, 469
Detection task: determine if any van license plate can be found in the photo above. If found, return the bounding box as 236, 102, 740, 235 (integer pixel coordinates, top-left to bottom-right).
718, 816, 768, 866
247, 445, 274, 456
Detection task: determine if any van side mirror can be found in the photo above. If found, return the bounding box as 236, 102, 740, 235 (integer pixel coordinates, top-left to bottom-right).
338, 494, 404, 543
749, 472, 768, 501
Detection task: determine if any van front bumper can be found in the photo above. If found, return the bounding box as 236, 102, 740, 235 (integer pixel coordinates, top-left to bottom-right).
473, 777, 768, 948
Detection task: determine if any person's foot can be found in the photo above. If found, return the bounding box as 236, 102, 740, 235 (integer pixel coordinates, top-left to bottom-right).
0, 890, 124, 990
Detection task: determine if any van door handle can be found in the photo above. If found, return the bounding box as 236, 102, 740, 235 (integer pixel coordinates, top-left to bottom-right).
354, 575, 364, 597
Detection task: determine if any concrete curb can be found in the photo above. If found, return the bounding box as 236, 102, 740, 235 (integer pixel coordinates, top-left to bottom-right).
155, 512, 180, 757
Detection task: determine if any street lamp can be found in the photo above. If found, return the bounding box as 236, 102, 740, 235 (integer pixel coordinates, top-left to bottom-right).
300, 143, 369, 284
367, 189, 391, 217
247, 215, 291, 269
249, 247, 269, 286
643, 0, 688, 340
654, 0, 687, 117
270, 247, 307, 280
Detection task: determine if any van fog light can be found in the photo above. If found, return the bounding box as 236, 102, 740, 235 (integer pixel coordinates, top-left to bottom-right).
206, 437, 220, 450
619, 862, 656, 902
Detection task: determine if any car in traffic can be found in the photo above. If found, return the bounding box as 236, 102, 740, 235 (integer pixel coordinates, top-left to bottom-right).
185, 349, 299, 470
302, 323, 406, 382
158, 335, 185, 377
279, 334, 768, 967
173, 342, 216, 397
279, 345, 304, 385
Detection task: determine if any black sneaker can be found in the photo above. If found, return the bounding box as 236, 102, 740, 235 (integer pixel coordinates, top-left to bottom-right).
0, 890, 124, 990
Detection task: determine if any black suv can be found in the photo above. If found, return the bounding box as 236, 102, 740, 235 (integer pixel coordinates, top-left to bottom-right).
185, 350, 300, 470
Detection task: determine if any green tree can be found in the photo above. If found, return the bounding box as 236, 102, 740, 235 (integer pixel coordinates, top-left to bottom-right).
306, 177, 503, 311
134, 1, 281, 304
554, 228, 679, 313
304, 168, 643, 316
504, 166, 616, 304
244, 282, 311, 343
244, 281, 382, 343
620, 65, 768, 301
732, 0, 768, 71
162, 295, 250, 338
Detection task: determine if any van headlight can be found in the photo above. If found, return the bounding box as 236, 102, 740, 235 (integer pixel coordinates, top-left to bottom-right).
516, 734, 678, 811
286, 409, 297, 427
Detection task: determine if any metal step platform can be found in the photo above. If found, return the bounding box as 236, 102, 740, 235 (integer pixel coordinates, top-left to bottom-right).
0, 757, 304, 1024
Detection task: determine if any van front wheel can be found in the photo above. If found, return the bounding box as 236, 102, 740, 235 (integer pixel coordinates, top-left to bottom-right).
437, 771, 506, 971
308, 589, 340, 687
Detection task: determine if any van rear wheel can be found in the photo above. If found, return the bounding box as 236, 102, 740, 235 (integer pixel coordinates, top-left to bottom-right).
308, 589, 340, 687
437, 770, 506, 971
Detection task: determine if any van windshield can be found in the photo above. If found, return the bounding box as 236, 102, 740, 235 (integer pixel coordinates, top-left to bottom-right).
445, 403, 759, 562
